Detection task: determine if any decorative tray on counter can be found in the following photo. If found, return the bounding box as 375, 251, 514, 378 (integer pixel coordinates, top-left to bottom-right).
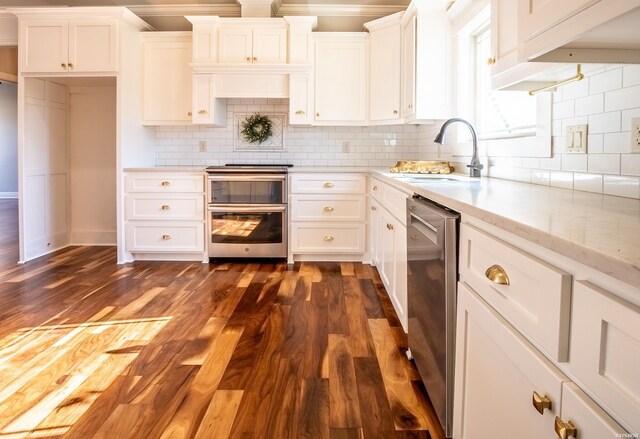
389, 161, 454, 174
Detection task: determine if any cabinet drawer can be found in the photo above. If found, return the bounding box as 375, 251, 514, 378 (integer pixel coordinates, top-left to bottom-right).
570, 281, 640, 433
290, 195, 365, 222
291, 223, 365, 253
370, 178, 411, 225
290, 173, 366, 194
459, 223, 572, 361
126, 221, 204, 252
125, 194, 204, 221
125, 173, 204, 193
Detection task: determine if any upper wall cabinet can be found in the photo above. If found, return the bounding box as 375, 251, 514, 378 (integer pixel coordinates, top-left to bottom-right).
218, 26, 287, 64
365, 13, 403, 124
517, 0, 640, 63
313, 33, 368, 125
401, 1, 452, 122
10, 8, 151, 75
142, 32, 193, 125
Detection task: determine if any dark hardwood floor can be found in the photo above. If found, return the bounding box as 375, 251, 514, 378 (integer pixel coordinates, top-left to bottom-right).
0, 199, 444, 439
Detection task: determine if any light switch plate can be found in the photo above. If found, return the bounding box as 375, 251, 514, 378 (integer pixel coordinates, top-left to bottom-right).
566, 125, 588, 153
631, 117, 640, 153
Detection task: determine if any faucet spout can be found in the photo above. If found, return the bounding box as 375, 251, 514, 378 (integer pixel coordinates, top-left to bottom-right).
434, 118, 484, 178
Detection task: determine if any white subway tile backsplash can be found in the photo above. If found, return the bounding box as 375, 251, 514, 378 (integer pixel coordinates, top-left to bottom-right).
562, 78, 589, 100
562, 153, 588, 172
531, 170, 550, 186
588, 154, 620, 174
573, 173, 603, 194
550, 171, 574, 189
623, 65, 640, 88
603, 175, 640, 199
589, 68, 622, 95
587, 134, 604, 153
588, 111, 620, 133
574, 94, 603, 116
554, 100, 575, 119
621, 154, 640, 176
604, 84, 640, 111
603, 132, 631, 153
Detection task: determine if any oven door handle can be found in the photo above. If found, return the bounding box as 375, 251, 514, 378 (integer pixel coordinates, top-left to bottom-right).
207, 175, 286, 182
208, 204, 286, 213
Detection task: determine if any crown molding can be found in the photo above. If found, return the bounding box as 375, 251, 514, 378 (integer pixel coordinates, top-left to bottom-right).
128, 4, 240, 18
273, 3, 406, 17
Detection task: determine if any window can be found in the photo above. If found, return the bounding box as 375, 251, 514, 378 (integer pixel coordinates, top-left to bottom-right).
474, 26, 537, 139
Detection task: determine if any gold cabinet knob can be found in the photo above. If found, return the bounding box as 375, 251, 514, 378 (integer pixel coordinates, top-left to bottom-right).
316, 112, 320, 117
408, 104, 413, 109
161, 204, 170, 210
532, 391, 552, 415
253, 56, 257, 62
323, 206, 334, 212
295, 110, 305, 115
161, 181, 170, 186
371, 206, 376, 211
554, 417, 577, 439
393, 110, 398, 114
162, 234, 171, 240
323, 235, 334, 242
386, 223, 394, 230
68, 62, 74, 69
198, 109, 208, 115
485, 264, 510, 285
323, 182, 334, 188
188, 111, 192, 116
61, 63, 67, 69
372, 185, 377, 191
487, 57, 496, 65
246, 56, 251, 62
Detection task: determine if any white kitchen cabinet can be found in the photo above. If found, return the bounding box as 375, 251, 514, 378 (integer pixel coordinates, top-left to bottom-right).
369, 177, 411, 331
454, 281, 567, 439
124, 171, 206, 261
192, 74, 226, 126
142, 33, 192, 125
517, 0, 640, 62
218, 26, 287, 64
400, 3, 451, 122
19, 18, 117, 73
289, 173, 367, 261
23, 79, 69, 260
313, 34, 368, 125
365, 13, 402, 124
289, 74, 312, 125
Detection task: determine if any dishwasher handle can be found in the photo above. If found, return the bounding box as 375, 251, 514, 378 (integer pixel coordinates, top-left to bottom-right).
410, 212, 439, 246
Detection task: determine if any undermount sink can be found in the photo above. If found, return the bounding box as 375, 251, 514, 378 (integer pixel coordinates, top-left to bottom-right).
392, 173, 479, 184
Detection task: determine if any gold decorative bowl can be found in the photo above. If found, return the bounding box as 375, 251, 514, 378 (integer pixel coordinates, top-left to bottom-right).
389, 161, 454, 174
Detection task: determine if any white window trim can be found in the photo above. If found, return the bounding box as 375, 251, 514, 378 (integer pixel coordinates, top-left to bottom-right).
451, 4, 552, 159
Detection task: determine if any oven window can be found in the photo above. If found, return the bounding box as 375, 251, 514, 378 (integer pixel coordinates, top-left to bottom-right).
210, 211, 283, 244
210, 180, 284, 204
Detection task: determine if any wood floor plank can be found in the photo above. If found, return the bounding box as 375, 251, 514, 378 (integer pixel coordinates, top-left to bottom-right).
328, 334, 362, 429
298, 378, 330, 439
193, 390, 243, 439
353, 357, 396, 438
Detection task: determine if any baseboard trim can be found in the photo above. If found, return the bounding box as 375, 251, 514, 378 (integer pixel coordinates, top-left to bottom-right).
70, 230, 117, 246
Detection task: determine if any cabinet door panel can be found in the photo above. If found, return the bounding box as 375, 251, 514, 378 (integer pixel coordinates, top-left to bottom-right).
289, 74, 312, 125
48, 106, 67, 173
570, 281, 640, 433
454, 282, 566, 439
218, 28, 252, 63
402, 17, 416, 118
48, 172, 68, 249
518, 0, 600, 41
24, 175, 47, 259
314, 39, 367, 123
559, 383, 627, 439
370, 25, 401, 122
370, 199, 381, 266
20, 20, 68, 73
24, 100, 47, 176
68, 19, 118, 72
252, 28, 287, 63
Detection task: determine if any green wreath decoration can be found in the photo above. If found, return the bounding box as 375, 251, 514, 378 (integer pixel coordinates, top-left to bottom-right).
241, 113, 273, 144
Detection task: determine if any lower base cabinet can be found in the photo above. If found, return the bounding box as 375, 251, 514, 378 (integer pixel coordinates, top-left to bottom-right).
454, 281, 628, 438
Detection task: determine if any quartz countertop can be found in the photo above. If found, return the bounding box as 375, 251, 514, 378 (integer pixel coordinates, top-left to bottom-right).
371, 169, 640, 290
123, 167, 206, 173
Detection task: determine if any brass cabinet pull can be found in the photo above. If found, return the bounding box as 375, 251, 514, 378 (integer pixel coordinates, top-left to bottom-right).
161, 205, 170, 210
408, 104, 413, 109
253, 56, 257, 62
393, 110, 398, 114
323, 206, 334, 212
188, 111, 192, 116
68, 62, 74, 69
246, 56, 251, 62
410, 234, 418, 240
386, 223, 394, 231
198, 109, 208, 115
532, 391, 552, 415
295, 110, 305, 115
316, 112, 320, 117
162, 234, 171, 240
371, 206, 376, 211
485, 264, 510, 285
372, 185, 378, 191
323, 235, 334, 242
161, 181, 170, 186
554, 417, 577, 439
323, 182, 334, 188
487, 57, 496, 65
61, 63, 67, 68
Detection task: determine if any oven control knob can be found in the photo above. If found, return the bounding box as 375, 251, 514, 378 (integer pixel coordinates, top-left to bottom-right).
245, 247, 250, 252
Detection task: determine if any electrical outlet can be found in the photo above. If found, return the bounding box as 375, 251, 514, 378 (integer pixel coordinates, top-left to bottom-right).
566, 124, 588, 153
199, 140, 207, 152
342, 141, 350, 153
631, 117, 640, 153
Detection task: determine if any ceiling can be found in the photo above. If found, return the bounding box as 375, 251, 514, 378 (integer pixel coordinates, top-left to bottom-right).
0, 0, 415, 31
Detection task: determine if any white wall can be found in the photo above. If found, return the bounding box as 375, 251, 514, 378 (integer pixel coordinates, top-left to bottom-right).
155, 98, 442, 167
69, 87, 117, 245
0, 81, 17, 197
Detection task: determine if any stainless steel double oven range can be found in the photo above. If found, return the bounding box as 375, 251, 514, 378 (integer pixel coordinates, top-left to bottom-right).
205, 164, 290, 259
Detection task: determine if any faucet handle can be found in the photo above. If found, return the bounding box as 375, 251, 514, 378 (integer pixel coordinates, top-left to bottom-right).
467, 164, 484, 170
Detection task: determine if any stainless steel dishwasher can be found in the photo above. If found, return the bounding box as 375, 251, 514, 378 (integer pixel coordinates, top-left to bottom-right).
406, 194, 459, 438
